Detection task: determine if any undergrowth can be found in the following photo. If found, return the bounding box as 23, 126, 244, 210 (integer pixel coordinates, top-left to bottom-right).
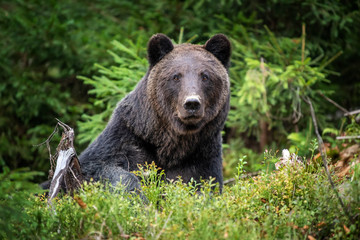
3, 161, 359, 240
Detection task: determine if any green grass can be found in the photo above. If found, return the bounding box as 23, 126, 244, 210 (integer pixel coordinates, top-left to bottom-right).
3, 162, 359, 239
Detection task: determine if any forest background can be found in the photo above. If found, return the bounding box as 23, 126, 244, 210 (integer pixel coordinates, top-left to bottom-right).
1, 0, 359, 179
1, 0, 360, 239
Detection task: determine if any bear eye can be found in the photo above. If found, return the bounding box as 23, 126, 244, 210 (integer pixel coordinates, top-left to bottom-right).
172, 74, 181, 81
201, 73, 209, 82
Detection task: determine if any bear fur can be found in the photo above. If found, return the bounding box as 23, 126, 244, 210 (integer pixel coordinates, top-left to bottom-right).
79, 33, 231, 192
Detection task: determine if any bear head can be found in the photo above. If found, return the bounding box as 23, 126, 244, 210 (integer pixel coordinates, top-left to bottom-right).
146, 34, 231, 135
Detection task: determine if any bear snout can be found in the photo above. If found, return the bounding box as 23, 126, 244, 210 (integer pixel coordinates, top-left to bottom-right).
177, 95, 204, 125
184, 96, 201, 114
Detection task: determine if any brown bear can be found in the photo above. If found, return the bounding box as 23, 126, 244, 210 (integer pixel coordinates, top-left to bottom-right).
79, 33, 231, 192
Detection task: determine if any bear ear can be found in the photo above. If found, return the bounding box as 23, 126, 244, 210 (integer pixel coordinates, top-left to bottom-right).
204, 34, 231, 69
147, 34, 174, 66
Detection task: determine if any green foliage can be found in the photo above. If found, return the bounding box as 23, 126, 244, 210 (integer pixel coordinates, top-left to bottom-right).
262, 149, 281, 171
223, 138, 264, 177
0, 166, 43, 238
1, 1, 359, 238
75, 5, 360, 179
134, 162, 168, 204
76, 28, 354, 179
0, 0, 126, 173
77, 36, 149, 144
345, 116, 360, 138
236, 155, 248, 177
76, 28, 333, 179
3, 162, 358, 239
227, 26, 331, 147
1, 0, 359, 175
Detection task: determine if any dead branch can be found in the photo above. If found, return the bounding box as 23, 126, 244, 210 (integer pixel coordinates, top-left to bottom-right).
316, 91, 349, 114
40, 119, 83, 206
344, 109, 360, 116
302, 96, 352, 222
336, 136, 360, 140
34, 124, 60, 175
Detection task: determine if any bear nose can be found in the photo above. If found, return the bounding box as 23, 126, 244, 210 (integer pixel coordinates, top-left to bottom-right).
184, 96, 201, 113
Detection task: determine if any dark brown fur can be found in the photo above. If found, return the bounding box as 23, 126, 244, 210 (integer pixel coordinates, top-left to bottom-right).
79, 34, 231, 192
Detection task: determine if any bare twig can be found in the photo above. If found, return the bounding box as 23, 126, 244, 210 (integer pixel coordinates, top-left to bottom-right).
69, 166, 82, 186
302, 96, 352, 221
33, 123, 59, 148
34, 123, 60, 172
336, 136, 360, 140
316, 91, 349, 114
344, 109, 360, 116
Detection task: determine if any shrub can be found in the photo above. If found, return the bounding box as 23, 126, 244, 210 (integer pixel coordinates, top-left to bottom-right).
9, 160, 358, 239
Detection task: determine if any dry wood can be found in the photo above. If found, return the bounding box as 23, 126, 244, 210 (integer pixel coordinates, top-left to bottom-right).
336, 135, 360, 140
40, 119, 83, 205
344, 109, 360, 116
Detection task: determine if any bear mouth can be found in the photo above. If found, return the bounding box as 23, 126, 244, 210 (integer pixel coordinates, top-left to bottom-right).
181, 115, 202, 124
177, 111, 203, 124
173, 113, 205, 134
